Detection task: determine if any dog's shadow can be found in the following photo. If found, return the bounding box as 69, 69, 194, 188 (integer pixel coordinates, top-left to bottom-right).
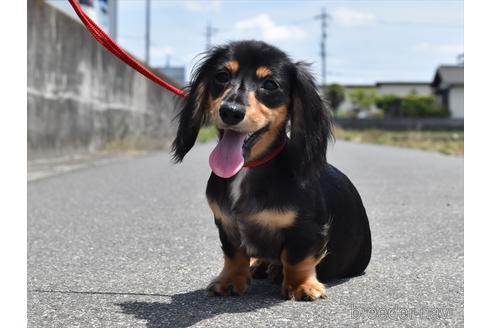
117, 279, 350, 328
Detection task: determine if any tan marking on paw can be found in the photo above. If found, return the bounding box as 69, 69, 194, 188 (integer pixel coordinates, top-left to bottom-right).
282, 277, 327, 301
207, 251, 251, 297
280, 250, 327, 301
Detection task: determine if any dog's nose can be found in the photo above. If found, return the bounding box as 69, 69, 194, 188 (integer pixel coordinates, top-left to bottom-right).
219, 103, 246, 126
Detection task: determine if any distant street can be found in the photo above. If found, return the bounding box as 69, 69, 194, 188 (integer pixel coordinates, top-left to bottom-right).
27, 141, 464, 327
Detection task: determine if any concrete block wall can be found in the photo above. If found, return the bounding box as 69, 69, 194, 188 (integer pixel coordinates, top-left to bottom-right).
27, 0, 181, 158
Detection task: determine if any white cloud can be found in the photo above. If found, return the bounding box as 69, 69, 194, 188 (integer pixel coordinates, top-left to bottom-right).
183, 0, 221, 12
235, 14, 305, 42
414, 42, 463, 55
333, 8, 376, 27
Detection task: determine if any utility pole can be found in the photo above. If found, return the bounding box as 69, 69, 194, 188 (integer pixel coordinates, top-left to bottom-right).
108, 0, 118, 40
315, 8, 330, 86
205, 21, 218, 50
145, 0, 151, 65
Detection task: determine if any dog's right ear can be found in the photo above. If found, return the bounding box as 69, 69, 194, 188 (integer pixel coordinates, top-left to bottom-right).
171, 77, 208, 163
172, 46, 230, 162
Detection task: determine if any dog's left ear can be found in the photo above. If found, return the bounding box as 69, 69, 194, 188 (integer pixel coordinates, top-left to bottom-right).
288, 62, 334, 177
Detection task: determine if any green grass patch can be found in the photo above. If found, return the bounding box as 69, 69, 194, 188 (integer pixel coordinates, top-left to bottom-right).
198, 126, 219, 143
104, 136, 170, 153
335, 128, 463, 156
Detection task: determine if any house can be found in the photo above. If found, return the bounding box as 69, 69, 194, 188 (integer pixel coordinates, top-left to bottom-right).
376, 82, 431, 97
431, 65, 464, 118
331, 64, 464, 118
335, 82, 431, 117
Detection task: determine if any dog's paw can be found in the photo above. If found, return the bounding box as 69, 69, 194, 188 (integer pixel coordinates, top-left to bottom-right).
207, 274, 251, 297
282, 279, 327, 301
267, 263, 283, 284
250, 258, 269, 279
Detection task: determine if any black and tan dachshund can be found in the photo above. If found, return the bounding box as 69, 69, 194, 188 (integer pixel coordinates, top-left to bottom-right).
172, 40, 371, 301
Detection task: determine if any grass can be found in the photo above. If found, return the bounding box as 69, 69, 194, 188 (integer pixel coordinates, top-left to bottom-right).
104, 136, 170, 153
197, 126, 464, 156
198, 126, 219, 143
335, 128, 464, 156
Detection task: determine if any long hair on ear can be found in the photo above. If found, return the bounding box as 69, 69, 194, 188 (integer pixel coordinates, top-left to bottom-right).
171, 46, 229, 162
288, 62, 334, 177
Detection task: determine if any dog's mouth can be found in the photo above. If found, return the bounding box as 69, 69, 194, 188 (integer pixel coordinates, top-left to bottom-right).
243, 126, 268, 152
209, 127, 267, 178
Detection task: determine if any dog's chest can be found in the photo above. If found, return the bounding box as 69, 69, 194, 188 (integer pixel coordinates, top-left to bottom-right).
229, 169, 247, 207
224, 169, 284, 260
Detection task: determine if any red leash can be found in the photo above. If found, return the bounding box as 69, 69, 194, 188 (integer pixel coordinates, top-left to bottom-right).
69, 0, 286, 169
68, 0, 187, 97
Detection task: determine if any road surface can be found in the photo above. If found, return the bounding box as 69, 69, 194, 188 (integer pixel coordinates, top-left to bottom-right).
28, 141, 464, 327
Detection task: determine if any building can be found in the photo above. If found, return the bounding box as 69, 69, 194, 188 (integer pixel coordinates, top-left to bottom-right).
53, 0, 117, 38
155, 66, 186, 86
376, 82, 431, 97
333, 64, 464, 118
431, 65, 464, 118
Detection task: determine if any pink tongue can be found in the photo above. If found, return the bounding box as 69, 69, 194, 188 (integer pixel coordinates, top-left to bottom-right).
209, 130, 247, 178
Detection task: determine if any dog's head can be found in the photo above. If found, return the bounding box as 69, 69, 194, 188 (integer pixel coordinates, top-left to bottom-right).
172, 40, 333, 178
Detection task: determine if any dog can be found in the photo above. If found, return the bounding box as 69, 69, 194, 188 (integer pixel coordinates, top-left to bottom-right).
172, 40, 371, 301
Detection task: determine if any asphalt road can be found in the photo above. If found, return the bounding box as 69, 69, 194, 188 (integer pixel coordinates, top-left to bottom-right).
27, 141, 464, 327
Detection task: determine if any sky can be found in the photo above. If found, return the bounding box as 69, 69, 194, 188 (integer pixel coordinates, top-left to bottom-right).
49, 0, 464, 85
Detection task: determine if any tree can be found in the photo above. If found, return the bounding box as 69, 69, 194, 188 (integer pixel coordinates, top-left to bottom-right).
348, 89, 377, 116
325, 84, 345, 113
376, 95, 401, 117
375, 94, 449, 118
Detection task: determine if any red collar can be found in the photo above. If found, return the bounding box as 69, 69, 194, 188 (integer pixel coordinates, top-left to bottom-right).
243, 138, 287, 168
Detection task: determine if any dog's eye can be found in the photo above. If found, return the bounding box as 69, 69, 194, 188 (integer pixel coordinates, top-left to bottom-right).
262, 79, 279, 91
215, 71, 231, 84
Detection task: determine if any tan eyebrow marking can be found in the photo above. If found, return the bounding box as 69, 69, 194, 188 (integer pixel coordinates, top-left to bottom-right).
225, 60, 240, 74
256, 66, 272, 78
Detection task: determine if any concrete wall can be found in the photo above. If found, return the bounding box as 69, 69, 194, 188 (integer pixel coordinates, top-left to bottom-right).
28, 0, 180, 158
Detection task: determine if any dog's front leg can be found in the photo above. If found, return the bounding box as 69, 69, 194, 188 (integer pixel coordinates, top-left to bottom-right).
207, 248, 251, 296
281, 250, 327, 301
206, 206, 251, 296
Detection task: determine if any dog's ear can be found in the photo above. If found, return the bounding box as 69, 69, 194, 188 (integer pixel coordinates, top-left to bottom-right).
171, 77, 208, 162
172, 46, 230, 162
288, 62, 334, 177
